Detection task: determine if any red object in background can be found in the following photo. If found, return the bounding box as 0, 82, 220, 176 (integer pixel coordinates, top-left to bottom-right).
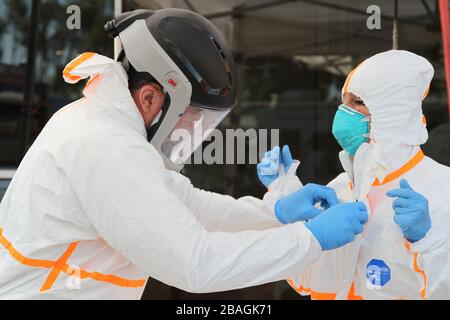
440, 0, 450, 118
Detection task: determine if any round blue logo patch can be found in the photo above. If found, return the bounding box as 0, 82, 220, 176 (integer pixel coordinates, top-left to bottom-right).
366, 259, 391, 288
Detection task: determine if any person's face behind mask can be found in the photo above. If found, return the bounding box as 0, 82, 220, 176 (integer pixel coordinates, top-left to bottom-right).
332, 93, 371, 156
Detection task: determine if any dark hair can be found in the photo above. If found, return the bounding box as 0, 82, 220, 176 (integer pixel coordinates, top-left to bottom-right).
127, 65, 160, 93
118, 50, 160, 93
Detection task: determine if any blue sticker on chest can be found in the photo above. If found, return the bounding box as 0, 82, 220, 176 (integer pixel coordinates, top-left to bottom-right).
367, 259, 391, 287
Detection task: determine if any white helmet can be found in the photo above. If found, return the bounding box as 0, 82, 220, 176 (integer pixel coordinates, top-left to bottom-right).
105, 9, 237, 170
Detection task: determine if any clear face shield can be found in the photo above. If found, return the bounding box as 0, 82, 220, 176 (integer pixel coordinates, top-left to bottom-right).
118, 18, 235, 170
160, 106, 230, 166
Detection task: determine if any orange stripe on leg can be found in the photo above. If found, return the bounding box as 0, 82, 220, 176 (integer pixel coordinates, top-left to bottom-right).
40, 241, 79, 292
346, 282, 363, 300
0, 229, 54, 268
0, 228, 145, 289
62, 265, 146, 288
287, 279, 337, 300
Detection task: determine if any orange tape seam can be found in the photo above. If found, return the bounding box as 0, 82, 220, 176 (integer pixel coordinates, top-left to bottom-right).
0, 228, 145, 291
413, 252, 428, 299
287, 279, 337, 300
63, 52, 96, 82
373, 150, 424, 186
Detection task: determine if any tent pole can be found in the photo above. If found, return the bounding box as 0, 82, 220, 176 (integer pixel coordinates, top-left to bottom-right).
439, 0, 450, 118
114, 0, 123, 60
393, 0, 399, 49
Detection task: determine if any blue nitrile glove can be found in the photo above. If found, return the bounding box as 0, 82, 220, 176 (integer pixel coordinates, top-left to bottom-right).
257, 145, 295, 188
274, 183, 339, 223
305, 202, 369, 251
386, 179, 431, 243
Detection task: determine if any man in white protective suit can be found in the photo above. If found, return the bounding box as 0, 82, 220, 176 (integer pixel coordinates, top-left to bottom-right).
0, 9, 368, 299
258, 50, 450, 300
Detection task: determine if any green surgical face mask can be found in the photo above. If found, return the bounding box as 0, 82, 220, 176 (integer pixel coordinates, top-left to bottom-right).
332, 104, 369, 156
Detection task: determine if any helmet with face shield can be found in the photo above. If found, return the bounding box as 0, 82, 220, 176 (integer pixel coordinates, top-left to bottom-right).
105, 8, 237, 171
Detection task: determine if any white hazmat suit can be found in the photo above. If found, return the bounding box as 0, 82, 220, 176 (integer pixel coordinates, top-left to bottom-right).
0, 53, 321, 299
266, 50, 450, 300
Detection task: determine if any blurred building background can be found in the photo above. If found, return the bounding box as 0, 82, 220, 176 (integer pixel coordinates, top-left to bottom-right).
0, 0, 449, 299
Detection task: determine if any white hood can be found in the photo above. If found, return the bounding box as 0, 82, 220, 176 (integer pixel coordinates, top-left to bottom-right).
62, 52, 147, 138
340, 50, 434, 198
343, 50, 434, 150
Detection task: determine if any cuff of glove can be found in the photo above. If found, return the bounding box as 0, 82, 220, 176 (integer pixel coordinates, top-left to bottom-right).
263, 163, 302, 225
285, 160, 300, 176
274, 200, 288, 224
411, 226, 447, 254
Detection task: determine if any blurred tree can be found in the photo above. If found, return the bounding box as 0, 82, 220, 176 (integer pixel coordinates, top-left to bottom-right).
4, 0, 113, 99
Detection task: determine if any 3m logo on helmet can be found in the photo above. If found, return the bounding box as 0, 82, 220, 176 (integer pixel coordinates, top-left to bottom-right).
166, 78, 178, 89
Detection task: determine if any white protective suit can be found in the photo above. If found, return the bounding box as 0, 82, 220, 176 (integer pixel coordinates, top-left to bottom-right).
266, 50, 450, 300
0, 53, 321, 299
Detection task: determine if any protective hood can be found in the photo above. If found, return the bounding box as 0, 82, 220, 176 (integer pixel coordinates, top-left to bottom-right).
343, 50, 434, 150
339, 50, 434, 198
62, 52, 147, 138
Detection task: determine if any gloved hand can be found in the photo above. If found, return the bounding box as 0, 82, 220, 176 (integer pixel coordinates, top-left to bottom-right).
257, 145, 294, 188
305, 202, 368, 251
274, 183, 339, 223
386, 179, 431, 243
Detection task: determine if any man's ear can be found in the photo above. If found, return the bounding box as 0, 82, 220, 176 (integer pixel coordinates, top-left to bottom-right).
132, 83, 166, 127
137, 85, 157, 113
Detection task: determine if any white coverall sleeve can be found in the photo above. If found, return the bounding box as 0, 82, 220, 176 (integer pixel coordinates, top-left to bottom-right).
167, 160, 305, 232
71, 141, 321, 293
410, 196, 450, 299
165, 170, 281, 232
